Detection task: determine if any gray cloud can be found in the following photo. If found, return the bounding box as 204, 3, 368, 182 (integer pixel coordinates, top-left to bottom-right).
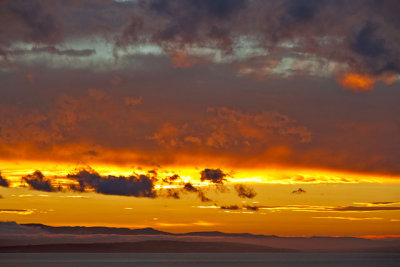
200, 169, 227, 184
234, 184, 257, 199
0, 0, 399, 77
197, 191, 212, 203
67, 168, 157, 198
0, 172, 10, 187
166, 188, 180, 199
220, 205, 240, 210
182, 182, 212, 203
22, 171, 58, 192
115, 0, 400, 77
183, 182, 198, 193
5, 0, 61, 44
292, 188, 306, 194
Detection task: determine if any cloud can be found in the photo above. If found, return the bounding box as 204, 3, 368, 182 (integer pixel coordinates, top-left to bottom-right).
234, 184, 257, 199
124, 96, 142, 106
331, 206, 400, 212
22, 171, 59, 192
0, 209, 34, 215
5, 0, 61, 44
6, 46, 96, 57
67, 168, 157, 198
338, 73, 396, 92
313, 216, 384, 221
166, 189, 180, 199
0, 172, 10, 187
291, 188, 306, 194
113, 0, 400, 81
243, 205, 259, 211
162, 174, 181, 184
353, 202, 400, 207
197, 191, 212, 203
219, 205, 258, 211
210, 203, 400, 213
183, 182, 198, 193
220, 205, 240, 210
182, 182, 212, 203
148, 107, 311, 150
0, 0, 399, 84
200, 168, 227, 184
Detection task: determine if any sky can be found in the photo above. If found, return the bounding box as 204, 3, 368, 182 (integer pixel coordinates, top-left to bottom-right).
0, 0, 399, 237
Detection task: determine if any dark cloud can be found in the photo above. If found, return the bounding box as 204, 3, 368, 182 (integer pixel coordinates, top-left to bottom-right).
234, 184, 256, 199
182, 182, 212, 202
183, 182, 198, 193
200, 169, 227, 184
244, 205, 259, 211
162, 174, 181, 184
220, 205, 240, 210
219, 204, 259, 211
0, 0, 399, 77
22, 171, 58, 192
67, 168, 157, 198
0, 172, 10, 187
292, 188, 306, 194
118, 0, 247, 51
114, 0, 400, 77
150, 0, 247, 18
197, 191, 212, 203
351, 22, 385, 58
286, 0, 321, 21
166, 189, 180, 199
6, 0, 61, 44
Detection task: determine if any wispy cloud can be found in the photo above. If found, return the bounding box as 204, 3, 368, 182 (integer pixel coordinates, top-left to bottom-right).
312, 216, 384, 221
0, 209, 34, 215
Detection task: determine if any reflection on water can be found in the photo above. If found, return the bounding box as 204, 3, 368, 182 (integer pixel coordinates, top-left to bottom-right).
0, 253, 399, 267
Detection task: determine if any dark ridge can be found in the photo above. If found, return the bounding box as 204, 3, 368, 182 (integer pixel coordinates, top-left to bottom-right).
22, 224, 170, 236
0, 240, 296, 253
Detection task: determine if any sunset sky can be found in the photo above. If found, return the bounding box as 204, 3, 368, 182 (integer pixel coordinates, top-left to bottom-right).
0, 0, 399, 238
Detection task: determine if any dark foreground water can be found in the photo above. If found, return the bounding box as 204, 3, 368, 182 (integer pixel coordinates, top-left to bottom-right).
0, 253, 399, 267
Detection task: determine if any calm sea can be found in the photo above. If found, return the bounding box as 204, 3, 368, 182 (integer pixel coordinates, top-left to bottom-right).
0, 253, 399, 266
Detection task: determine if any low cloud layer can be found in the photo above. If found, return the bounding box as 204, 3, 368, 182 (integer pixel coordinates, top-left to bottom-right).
214, 203, 400, 213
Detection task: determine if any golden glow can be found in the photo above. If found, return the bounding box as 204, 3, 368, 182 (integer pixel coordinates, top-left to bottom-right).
1, 160, 399, 187
1, 159, 399, 236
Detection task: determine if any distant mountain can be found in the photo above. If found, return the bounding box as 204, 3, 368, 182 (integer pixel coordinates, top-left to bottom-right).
17, 223, 400, 252
21, 224, 276, 238
0, 240, 296, 253
22, 224, 171, 236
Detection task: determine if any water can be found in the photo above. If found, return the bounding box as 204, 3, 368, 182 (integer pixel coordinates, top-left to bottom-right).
0, 253, 399, 266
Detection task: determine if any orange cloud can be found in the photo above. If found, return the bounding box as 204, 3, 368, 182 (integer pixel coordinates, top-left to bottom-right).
170, 52, 199, 69
338, 73, 397, 92
339, 73, 375, 92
